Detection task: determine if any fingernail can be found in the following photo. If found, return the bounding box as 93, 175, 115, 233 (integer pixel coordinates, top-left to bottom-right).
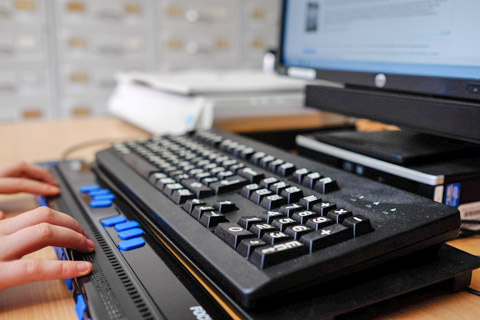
48, 186, 61, 193
87, 239, 95, 250
77, 262, 91, 273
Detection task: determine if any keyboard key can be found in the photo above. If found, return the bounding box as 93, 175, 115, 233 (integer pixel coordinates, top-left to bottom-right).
210, 167, 226, 176
156, 178, 176, 190
238, 216, 264, 230
241, 183, 260, 198
262, 211, 285, 224
280, 186, 303, 203
260, 195, 287, 210
292, 210, 319, 224
251, 152, 266, 165
278, 162, 296, 176
300, 224, 352, 253
202, 177, 219, 186
118, 237, 145, 251
249, 240, 307, 269
182, 179, 213, 198
260, 177, 279, 189
217, 170, 234, 179
214, 200, 238, 213
270, 181, 290, 194
249, 223, 277, 238
303, 172, 322, 189
343, 215, 374, 237
229, 163, 245, 173
327, 208, 353, 224
262, 231, 290, 244
183, 199, 206, 214
215, 223, 254, 248
163, 183, 184, 196
118, 228, 145, 240
239, 168, 265, 183
123, 153, 158, 178
285, 225, 313, 240
237, 238, 267, 258
279, 204, 303, 217
250, 189, 273, 204
102, 216, 127, 227
191, 206, 215, 220
268, 159, 285, 173
271, 218, 297, 231
314, 177, 340, 194
115, 220, 140, 232
292, 168, 309, 184
305, 216, 335, 231
210, 175, 248, 194
259, 155, 275, 169
312, 202, 337, 216
239, 147, 255, 159
200, 211, 228, 228
299, 195, 322, 210
171, 189, 195, 204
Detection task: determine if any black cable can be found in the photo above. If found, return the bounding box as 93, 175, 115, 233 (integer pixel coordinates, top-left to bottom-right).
466, 287, 480, 297
61, 137, 142, 160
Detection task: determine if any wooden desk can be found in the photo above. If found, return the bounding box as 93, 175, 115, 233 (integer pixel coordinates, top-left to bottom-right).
0, 117, 479, 320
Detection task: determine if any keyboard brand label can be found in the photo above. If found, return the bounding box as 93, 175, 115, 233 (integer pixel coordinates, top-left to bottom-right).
189, 306, 212, 320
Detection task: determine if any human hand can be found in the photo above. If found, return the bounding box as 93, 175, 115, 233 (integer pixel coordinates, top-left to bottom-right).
0, 162, 60, 196
0, 206, 94, 290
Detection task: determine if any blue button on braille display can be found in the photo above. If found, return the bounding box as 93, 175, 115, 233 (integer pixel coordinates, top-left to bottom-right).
65, 278, 73, 291
75, 294, 87, 320
90, 199, 113, 208
118, 238, 145, 251
80, 185, 100, 193
101, 216, 126, 227
118, 228, 144, 240
93, 193, 115, 201
115, 220, 139, 232
89, 189, 111, 197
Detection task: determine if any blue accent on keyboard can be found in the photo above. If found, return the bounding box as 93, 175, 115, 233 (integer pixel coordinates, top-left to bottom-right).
118, 228, 144, 240
118, 237, 145, 251
101, 216, 127, 227
115, 220, 139, 232
79, 184, 100, 193
93, 193, 115, 201
89, 189, 111, 197
75, 294, 87, 320
35, 195, 48, 207
90, 199, 113, 208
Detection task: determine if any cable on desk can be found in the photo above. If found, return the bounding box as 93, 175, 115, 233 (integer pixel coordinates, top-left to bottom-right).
61, 137, 143, 160
466, 287, 480, 297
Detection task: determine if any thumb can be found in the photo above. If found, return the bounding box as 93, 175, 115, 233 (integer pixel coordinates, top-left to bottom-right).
0, 210, 4, 220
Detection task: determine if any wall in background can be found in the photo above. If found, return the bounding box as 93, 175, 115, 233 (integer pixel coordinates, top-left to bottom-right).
0, 0, 281, 121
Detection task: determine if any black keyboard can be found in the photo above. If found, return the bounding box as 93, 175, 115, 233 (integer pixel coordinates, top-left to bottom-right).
84, 129, 460, 309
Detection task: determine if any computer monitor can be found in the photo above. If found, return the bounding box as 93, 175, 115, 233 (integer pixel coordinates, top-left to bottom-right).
276, 0, 480, 143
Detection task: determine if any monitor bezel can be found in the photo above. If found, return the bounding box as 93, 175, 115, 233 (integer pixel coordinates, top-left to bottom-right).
276, 0, 480, 102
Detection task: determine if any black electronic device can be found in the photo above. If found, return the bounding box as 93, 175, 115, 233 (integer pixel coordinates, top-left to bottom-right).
276, 0, 480, 143
41, 129, 480, 319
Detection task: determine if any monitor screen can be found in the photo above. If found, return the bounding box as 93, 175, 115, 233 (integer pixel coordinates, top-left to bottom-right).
278, 0, 480, 101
